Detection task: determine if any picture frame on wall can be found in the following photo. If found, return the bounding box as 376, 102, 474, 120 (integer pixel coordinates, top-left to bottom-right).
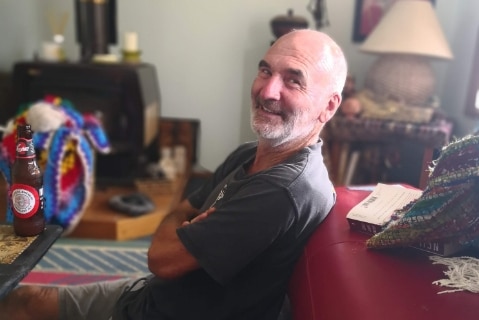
352, 0, 435, 42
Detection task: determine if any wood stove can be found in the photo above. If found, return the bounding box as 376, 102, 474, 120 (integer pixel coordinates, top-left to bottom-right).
10, 61, 161, 186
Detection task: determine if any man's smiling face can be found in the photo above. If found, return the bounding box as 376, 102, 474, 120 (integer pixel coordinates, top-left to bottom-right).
250, 32, 336, 147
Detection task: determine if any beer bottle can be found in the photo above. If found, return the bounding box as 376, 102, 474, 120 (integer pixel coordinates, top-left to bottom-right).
10, 124, 45, 236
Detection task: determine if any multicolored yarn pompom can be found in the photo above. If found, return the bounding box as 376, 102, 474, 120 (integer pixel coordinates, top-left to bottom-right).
0, 96, 110, 234
367, 134, 479, 249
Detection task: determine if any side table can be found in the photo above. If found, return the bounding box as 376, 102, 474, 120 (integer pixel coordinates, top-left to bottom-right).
323, 116, 453, 189
0, 224, 63, 299
68, 174, 189, 240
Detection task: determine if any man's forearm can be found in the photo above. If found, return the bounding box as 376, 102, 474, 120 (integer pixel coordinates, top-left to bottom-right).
147, 199, 201, 278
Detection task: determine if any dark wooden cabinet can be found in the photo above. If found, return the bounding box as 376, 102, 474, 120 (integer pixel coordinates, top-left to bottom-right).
323, 116, 453, 189
8, 61, 161, 185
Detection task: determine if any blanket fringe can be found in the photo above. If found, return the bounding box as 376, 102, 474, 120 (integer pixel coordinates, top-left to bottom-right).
430, 255, 479, 294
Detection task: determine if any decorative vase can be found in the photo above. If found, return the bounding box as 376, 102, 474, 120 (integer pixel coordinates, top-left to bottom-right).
270, 9, 309, 39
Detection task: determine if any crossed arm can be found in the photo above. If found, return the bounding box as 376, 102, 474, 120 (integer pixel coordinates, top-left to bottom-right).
147, 199, 215, 279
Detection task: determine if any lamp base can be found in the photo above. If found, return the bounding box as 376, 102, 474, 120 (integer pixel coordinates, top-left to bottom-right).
364, 54, 435, 107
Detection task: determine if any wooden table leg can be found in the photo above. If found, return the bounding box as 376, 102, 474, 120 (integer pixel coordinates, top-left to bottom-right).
329, 142, 342, 185
419, 147, 434, 189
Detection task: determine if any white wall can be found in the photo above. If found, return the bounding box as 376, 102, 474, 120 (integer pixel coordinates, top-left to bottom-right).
439, 0, 479, 137
0, 0, 477, 170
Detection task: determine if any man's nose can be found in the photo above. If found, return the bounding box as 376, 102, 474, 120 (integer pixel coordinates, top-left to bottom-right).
260, 76, 282, 100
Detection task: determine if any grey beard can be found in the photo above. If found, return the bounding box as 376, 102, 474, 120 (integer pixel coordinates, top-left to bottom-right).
250, 113, 294, 147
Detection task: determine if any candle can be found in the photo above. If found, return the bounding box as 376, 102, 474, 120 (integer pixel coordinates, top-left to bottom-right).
124, 32, 138, 52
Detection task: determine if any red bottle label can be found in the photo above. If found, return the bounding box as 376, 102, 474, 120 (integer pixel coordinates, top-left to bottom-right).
11, 184, 41, 219
16, 138, 36, 159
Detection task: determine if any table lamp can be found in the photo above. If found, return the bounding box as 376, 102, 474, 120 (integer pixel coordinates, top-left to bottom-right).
360, 0, 453, 107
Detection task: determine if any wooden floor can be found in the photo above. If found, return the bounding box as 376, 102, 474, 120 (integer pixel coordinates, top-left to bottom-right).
0, 176, 187, 241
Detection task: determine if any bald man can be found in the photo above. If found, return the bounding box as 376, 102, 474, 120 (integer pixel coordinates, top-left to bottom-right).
1, 30, 347, 320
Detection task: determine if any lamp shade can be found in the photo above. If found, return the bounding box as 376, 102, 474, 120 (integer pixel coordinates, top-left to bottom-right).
360, 0, 453, 59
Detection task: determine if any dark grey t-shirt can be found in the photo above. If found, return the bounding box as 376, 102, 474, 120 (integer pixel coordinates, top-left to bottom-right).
114, 141, 335, 320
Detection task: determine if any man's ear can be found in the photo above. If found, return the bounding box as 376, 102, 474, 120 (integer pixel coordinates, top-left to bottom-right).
318, 93, 341, 123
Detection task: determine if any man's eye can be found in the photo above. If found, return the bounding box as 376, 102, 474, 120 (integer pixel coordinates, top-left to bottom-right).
288, 78, 301, 86
259, 68, 271, 76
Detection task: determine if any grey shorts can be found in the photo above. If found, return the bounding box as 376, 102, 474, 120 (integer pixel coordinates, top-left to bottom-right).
58, 276, 149, 320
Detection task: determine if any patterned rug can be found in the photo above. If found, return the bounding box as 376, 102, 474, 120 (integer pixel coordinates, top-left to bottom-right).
21, 238, 150, 286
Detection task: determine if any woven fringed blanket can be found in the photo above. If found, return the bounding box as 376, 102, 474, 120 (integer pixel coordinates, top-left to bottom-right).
367, 135, 479, 249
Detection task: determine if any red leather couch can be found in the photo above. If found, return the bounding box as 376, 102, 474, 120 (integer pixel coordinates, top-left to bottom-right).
288, 186, 479, 320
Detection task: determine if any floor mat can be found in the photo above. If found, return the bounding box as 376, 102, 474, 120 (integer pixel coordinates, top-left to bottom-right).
21, 239, 150, 286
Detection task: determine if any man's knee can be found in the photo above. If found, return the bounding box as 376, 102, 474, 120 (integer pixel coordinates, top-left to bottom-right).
1, 286, 59, 320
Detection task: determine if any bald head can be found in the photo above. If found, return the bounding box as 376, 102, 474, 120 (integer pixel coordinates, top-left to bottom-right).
270, 30, 348, 96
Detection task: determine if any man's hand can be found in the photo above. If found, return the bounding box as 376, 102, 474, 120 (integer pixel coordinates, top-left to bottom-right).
182, 207, 216, 226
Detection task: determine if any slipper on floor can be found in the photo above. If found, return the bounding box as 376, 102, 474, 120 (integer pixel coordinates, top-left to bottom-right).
108, 192, 155, 217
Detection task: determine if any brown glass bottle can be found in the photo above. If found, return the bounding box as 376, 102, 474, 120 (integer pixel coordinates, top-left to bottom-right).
10, 124, 45, 236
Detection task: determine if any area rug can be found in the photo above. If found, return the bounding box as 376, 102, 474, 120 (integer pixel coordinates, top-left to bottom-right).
20, 238, 150, 287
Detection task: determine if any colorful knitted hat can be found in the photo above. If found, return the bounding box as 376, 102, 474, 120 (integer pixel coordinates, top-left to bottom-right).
367, 134, 479, 249
0, 96, 110, 234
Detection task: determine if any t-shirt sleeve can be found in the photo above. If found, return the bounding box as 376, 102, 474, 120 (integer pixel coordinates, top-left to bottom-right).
177, 179, 295, 285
